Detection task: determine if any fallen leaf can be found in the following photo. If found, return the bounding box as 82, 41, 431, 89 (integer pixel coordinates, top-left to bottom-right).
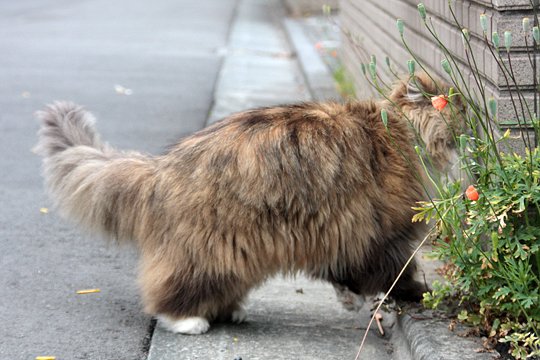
76, 289, 101, 294
36, 357, 56, 360
39, 208, 49, 214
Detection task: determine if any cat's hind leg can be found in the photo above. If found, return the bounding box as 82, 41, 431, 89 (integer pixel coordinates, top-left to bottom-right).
139, 254, 250, 335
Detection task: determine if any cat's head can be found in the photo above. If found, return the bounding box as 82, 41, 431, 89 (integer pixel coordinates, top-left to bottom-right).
387, 73, 468, 185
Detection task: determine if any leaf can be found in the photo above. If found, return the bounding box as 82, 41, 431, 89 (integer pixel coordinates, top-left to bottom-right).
76, 289, 101, 294
493, 287, 511, 300
458, 310, 468, 321
515, 196, 526, 213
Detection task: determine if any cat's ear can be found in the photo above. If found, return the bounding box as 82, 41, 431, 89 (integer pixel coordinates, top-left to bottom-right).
388, 73, 439, 105
405, 76, 429, 103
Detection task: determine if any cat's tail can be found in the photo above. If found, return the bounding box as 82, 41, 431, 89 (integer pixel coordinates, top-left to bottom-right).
34, 101, 156, 243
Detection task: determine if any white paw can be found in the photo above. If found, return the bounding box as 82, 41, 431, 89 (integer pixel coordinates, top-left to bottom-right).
230, 308, 247, 324
157, 315, 210, 335
333, 284, 366, 312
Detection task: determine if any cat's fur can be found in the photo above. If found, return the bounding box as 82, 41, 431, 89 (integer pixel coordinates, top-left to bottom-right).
34, 73, 464, 334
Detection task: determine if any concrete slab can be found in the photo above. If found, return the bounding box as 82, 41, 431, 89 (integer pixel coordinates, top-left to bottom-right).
148, 277, 399, 360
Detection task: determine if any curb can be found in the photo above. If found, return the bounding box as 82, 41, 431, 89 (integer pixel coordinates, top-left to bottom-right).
282, 17, 341, 101
397, 311, 494, 360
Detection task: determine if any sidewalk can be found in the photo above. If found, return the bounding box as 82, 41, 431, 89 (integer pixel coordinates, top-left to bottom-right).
148, 0, 498, 359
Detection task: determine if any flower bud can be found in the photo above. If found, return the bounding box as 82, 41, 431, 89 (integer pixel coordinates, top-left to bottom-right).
461, 28, 470, 47
407, 59, 416, 76
504, 31, 512, 51
523, 17, 530, 33
369, 61, 377, 81
533, 26, 540, 44
480, 14, 488, 34
414, 145, 422, 157
397, 19, 404, 36
492, 32, 500, 48
417, 3, 427, 21
441, 59, 452, 74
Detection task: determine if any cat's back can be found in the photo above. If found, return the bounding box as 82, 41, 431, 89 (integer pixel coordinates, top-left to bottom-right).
161, 101, 400, 214
176, 100, 383, 159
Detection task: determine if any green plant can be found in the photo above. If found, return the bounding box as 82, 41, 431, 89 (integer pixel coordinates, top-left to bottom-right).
332, 65, 356, 99
353, 2, 540, 358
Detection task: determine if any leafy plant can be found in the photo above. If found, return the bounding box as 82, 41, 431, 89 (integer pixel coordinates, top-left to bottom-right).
352, 2, 540, 358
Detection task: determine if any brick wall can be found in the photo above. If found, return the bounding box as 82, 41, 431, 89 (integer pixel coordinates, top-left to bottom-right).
340, 0, 539, 132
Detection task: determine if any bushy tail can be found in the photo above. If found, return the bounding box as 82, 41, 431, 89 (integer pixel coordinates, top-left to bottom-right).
34, 102, 156, 243
34, 101, 105, 157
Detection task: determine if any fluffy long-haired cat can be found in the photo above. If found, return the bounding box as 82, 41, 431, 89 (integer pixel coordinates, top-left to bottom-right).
34, 73, 465, 334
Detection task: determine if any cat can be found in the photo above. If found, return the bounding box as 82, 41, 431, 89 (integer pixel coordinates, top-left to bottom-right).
34, 73, 465, 334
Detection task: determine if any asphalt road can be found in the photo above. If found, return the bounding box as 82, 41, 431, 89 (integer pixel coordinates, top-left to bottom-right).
0, 0, 237, 358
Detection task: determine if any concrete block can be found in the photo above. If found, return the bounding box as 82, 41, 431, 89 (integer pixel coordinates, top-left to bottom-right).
492, 0, 534, 10
494, 12, 536, 48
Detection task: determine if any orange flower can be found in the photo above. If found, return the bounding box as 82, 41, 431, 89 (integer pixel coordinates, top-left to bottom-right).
465, 185, 479, 201
431, 95, 448, 111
